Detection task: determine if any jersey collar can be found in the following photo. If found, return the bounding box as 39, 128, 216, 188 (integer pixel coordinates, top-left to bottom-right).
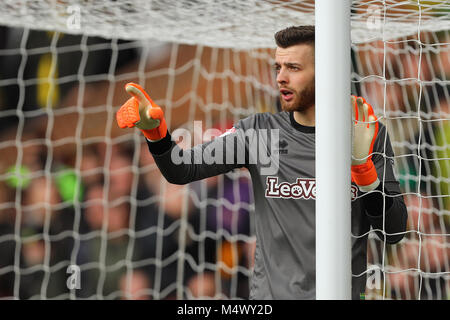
289, 111, 315, 134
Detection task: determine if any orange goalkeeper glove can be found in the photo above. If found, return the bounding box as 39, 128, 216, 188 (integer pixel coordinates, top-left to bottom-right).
116, 82, 167, 141
351, 95, 380, 192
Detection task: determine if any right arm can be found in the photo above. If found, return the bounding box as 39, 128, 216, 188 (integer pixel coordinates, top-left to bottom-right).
116, 82, 248, 185
146, 128, 247, 185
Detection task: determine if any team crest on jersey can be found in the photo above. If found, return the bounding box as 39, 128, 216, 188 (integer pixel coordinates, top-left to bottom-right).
276, 139, 289, 155
219, 127, 236, 137
265, 176, 358, 201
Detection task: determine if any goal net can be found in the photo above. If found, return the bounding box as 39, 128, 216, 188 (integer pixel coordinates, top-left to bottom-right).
0, 0, 448, 300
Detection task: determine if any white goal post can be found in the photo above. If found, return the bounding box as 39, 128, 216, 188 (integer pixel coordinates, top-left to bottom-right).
315, 0, 352, 300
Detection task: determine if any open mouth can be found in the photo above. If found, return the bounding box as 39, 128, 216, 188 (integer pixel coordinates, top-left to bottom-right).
280, 88, 294, 101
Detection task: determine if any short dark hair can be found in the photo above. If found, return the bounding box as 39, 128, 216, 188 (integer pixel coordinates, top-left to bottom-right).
274, 25, 315, 48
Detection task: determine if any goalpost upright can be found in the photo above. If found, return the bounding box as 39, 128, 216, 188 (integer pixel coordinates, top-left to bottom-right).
315, 0, 352, 300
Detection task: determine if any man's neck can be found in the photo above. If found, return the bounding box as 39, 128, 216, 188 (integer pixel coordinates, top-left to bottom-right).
293, 105, 315, 127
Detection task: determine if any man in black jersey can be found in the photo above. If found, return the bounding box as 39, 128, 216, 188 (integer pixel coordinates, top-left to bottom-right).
116, 25, 408, 299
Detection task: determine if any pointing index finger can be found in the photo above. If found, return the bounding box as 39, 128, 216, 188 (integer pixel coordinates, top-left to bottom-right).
125, 82, 153, 106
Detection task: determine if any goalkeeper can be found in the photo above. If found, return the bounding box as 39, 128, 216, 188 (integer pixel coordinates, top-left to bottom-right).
116, 26, 407, 300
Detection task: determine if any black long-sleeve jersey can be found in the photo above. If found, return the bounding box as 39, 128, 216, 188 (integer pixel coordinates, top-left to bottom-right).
146, 110, 408, 299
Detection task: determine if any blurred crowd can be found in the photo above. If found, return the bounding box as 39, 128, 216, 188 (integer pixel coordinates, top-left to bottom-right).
0, 26, 254, 300
0, 25, 448, 300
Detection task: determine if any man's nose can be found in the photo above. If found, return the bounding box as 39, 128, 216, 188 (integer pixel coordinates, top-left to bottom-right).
276, 68, 288, 85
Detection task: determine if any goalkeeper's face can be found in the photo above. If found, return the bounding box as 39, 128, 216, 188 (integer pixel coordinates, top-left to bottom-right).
275, 44, 315, 112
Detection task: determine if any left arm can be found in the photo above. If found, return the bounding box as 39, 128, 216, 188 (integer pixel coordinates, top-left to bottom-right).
361, 125, 408, 244
350, 96, 408, 244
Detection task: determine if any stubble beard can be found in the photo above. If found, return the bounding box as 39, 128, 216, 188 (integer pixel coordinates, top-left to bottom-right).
280, 79, 315, 113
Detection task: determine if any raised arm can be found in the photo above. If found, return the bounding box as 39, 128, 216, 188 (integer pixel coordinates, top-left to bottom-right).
350, 96, 408, 244
361, 124, 408, 244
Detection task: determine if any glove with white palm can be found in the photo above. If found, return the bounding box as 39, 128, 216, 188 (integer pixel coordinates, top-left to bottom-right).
351, 95, 380, 192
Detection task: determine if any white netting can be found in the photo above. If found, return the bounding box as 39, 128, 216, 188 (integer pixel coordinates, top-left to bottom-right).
0, 0, 448, 300
0, 0, 448, 48
353, 28, 450, 299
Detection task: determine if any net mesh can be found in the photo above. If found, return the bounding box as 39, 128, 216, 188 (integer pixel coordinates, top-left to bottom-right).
352, 27, 450, 299
0, 0, 448, 47
0, 0, 448, 300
